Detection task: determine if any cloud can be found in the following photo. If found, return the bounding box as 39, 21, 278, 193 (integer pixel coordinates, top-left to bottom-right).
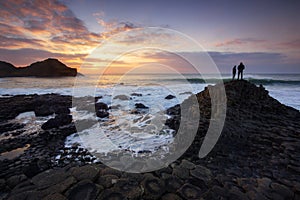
0, 0, 101, 55
93, 10, 138, 31
0, 1, 142, 68
0, 1, 176, 70
213, 51, 292, 72
98, 21, 138, 40
215, 38, 266, 47
208, 51, 285, 62
93, 11, 138, 39
84, 57, 128, 66
110, 28, 176, 48
137, 51, 290, 73
279, 39, 300, 49
0, 0, 141, 59
0, 35, 44, 49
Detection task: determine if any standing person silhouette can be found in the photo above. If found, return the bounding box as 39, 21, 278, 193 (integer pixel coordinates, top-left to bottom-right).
237, 62, 245, 80
232, 65, 236, 80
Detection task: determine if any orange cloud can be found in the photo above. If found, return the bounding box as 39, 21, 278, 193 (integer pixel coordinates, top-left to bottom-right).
0, 0, 102, 67
0, 0, 143, 70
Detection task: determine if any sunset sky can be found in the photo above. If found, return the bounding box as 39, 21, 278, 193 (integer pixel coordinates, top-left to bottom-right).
0, 0, 299, 73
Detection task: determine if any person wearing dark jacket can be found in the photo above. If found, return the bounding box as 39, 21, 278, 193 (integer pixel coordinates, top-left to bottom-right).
237, 62, 245, 80
232, 65, 236, 80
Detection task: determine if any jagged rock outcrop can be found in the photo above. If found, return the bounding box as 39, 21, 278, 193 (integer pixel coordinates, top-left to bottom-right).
169, 80, 300, 163
0, 58, 77, 77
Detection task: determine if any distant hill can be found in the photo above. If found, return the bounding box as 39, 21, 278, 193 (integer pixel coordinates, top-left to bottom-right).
0, 58, 77, 77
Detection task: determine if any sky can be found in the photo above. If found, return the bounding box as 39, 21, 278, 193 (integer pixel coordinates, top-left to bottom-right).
0, 0, 299, 74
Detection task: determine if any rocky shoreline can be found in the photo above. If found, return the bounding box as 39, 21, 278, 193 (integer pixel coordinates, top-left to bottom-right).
0, 80, 299, 199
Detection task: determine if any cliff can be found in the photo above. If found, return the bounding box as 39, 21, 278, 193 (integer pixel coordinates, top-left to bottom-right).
166, 80, 300, 198
0, 58, 77, 77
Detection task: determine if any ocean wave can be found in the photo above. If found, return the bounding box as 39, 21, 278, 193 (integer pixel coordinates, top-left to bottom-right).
168, 78, 300, 85
246, 78, 300, 85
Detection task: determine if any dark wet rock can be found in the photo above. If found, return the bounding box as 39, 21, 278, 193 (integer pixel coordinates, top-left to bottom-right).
95, 96, 103, 101
190, 165, 212, 183
236, 177, 257, 192
35, 105, 69, 116
270, 183, 294, 199
209, 185, 228, 199
23, 159, 43, 178
179, 159, 195, 170
178, 183, 203, 199
0, 178, 6, 190
0, 95, 36, 121
96, 175, 119, 188
165, 94, 176, 100
163, 175, 184, 192
54, 106, 70, 115
135, 103, 149, 109
166, 104, 181, 115
257, 177, 272, 188
131, 93, 142, 97
247, 190, 269, 200
0, 122, 25, 133
96, 110, 109, 118
166, 116, 180, 133
172, 165, 190, 179
70, 165, 100, 181
41, 114, 72, 130
95, 102, 108, 110
101, 167, 123, 178
137, 150, 152, 154
66, 180, 99, 200
6, 191, 34, 200
165, 107, 181, 131
113, 179, 143, 199
10, 180, 36, 195
0, 94, 75, 180
228, 186, 248, 200
97, 189, 126, 200
154, 166, 173, 177
42, 193, 67, 200
31, 169, 70, 189
113, 95, 130, 100
130, 109, 140, 114
141, 174, 165, 199
7, 174, 28, 189
121, 172, 144, 183
39, 176, 77, 197
161, 193, 183, 200
34, 105, 54, 116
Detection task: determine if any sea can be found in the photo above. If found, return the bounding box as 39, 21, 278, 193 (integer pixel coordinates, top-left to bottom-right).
0, 73, 299, 109
0, 73, 299, 155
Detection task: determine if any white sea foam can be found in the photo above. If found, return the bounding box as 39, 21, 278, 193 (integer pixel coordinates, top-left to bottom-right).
0, 74, 299, 154
0, 111, 54, 141
69, 83, 206, 154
